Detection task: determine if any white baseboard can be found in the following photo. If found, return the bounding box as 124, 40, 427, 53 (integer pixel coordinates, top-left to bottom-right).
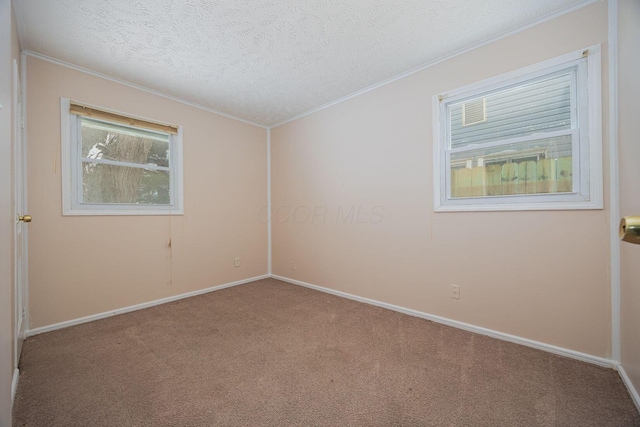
22, 272, 618, 371
271, 274, 616, 369
24, 274, 270, 338
619, 365, 640, 413
11, 368, 19, 403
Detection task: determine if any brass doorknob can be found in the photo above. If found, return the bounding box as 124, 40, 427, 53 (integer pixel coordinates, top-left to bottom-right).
620, 216, 640, 244
18, 215, 32, 223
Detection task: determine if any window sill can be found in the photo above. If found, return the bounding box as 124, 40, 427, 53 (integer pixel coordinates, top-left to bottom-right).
62, 206, 184, 216
434, 199, 603, 212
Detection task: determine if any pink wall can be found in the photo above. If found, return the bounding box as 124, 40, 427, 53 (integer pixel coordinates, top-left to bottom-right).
619, 0, 640, 401
27, 57, 268, 329
271, 2, 612, 358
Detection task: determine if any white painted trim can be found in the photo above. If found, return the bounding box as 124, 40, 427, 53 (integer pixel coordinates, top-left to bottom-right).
432, 200, 605, 212
24, 274, 269, 338
79, 157, 171, 172
57, 209, 184, 216
24, 51, 268, 129
619, 365, 640, 413
21, 51, 29, 333
61, 97, 185, 216
17, 1, 596, 129
432, 45, 603, 212
586, 44, 604, 211
270, 0, 598, 128
267, 128, 272, 275
271, 274, 616, 368
608, 0, 621, 363
11, 368, 19, 404
12, 57, 24, 370
439, 49, 591, 99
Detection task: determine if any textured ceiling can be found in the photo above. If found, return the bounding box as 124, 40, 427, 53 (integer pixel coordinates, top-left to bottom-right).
18, 0, 588, 126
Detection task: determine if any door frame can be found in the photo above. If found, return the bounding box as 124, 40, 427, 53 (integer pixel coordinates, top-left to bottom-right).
13, 56, 28, 368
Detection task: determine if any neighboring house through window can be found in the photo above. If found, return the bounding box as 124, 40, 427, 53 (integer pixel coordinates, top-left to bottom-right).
433, 46, 602, 211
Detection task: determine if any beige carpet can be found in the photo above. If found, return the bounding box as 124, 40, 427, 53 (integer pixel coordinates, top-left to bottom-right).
12, 278, 640, 426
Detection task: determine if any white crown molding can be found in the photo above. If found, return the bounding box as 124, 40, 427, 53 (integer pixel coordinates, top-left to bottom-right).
15, 1, 596, 129
608, 0, 621, 364
24, 274, 269, 338
22, 51, 268, 130
270, 0, 598, 128
271, 274, 616, 369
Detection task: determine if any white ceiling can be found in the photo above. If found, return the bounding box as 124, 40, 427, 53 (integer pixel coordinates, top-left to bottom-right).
17, 0, 589, 127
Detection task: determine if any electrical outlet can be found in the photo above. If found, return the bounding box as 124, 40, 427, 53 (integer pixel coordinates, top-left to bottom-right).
234, 257, 240, 268
450, 284, 460, 299
291, 261, 296, 271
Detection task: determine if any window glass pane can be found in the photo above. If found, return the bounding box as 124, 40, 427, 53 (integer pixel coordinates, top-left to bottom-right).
449, 135, 572, 198
82, 163, 171, 205
81, 117, 170, 167
449, 69, 574, 149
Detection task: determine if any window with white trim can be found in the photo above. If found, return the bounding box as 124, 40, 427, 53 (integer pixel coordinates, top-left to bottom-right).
61, 99, 184, 215
433, 46, 602, 212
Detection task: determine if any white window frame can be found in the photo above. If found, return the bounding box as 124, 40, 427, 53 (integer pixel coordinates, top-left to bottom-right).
433, 45, 602, 212
61, 98, 184, 215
